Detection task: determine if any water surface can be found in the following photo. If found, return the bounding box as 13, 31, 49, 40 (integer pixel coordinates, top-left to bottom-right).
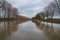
0, 20, 60, 40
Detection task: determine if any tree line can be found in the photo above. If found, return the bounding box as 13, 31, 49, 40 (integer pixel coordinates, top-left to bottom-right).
0, 0, 20, 19
34, 0, 60, 19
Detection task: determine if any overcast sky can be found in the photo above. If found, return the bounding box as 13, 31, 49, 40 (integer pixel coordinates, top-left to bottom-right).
6, 0, 53, 18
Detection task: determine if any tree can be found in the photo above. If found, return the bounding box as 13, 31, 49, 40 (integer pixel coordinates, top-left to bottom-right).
44, 2, 56, 19
7, 3, 12, 18
12, 7, 18, 19
1, 0, 19, 19
54, 0, 60, 14
35, 12, 45, 20
0, 0, 2, 18
44, 7, 50, 19
48, 2, 56, 19
2, 0, 6, 18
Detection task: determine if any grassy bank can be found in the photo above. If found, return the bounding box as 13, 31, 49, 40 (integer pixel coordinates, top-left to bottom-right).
32, 18, 60, 24
44, 19, 60, 24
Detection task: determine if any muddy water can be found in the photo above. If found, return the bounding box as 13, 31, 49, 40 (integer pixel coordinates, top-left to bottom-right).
0, 20, 60, 40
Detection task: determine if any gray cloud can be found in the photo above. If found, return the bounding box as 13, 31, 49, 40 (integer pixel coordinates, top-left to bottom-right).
6, 0, 53, 18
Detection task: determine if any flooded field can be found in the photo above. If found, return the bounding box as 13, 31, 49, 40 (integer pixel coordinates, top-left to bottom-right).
0, 20, 60, 40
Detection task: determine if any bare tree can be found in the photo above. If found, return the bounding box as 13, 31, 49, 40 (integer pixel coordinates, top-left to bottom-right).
48, 2, 56, 19
12, 7, 18, 19
2, 0, 6, 19
0, 0, 2, 18
0, 0, 19, 19
44, 2, 56, 19
54, 0, 60, 14
7, 3, 12, 18
44, 7, 49, 19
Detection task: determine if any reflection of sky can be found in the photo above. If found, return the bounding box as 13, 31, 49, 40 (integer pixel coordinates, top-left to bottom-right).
53, 14, 60, 19
6, 0, 54, 18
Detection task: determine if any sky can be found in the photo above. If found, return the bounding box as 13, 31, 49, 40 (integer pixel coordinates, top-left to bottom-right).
6, 0, 53, 18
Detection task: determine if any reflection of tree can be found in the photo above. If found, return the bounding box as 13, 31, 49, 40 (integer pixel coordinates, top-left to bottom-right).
44, 23, 60, 40
44, 31, 60, 40
44, 26, 60, 40
32, 20, 45, 29
32, 20, 60, 40
0, 19, 29, 40
0, 21, 18, 40
32, 20, 54, 32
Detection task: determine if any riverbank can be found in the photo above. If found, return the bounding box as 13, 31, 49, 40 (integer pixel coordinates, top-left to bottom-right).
31, 18, 60, 24
44, 19, 60, 23
0, 15, 30, 21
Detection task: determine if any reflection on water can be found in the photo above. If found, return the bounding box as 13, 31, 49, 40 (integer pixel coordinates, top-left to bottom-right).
0, 20, 60, 40
32, 21, 60, 40
0, 21, 17, 40
0, 20, 29, 40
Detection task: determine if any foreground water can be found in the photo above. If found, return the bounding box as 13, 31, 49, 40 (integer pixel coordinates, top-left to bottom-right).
0, 20, 60, 40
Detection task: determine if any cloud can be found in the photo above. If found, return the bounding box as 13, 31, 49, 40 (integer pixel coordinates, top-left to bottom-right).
6, 0, 53, 18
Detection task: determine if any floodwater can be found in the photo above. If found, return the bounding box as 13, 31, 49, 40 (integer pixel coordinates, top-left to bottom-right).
0, 20, 60, 40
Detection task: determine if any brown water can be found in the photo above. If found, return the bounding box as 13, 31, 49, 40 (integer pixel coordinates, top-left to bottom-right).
0, 20, 60, 40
